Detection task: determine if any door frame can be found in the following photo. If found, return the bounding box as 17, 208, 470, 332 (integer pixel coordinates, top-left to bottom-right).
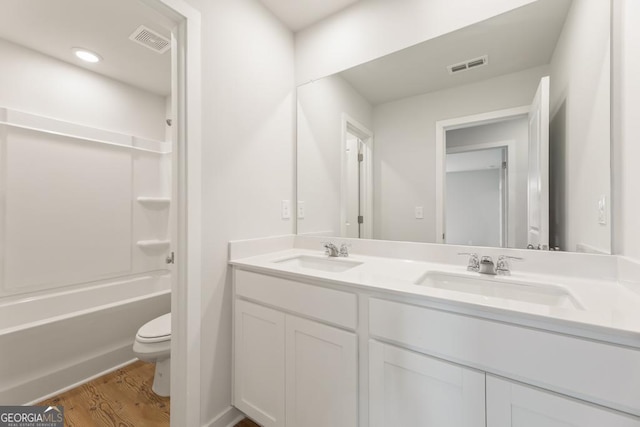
138, 1, 202, 426
435, 106, 529, 244
446, 143, 515, 247
341, 114, 373, 239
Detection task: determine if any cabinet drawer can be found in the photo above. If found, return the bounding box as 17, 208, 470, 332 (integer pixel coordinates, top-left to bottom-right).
369, 298, 640, 416
235, 269, 357, 330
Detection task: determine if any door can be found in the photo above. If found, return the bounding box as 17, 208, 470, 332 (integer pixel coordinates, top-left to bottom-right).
345, 133, 362, 238
234, 300, 285, 427
369, 340, 485, 427
285, 315, 357, 427
527, 76, 550, 249
487, 376, 640, 427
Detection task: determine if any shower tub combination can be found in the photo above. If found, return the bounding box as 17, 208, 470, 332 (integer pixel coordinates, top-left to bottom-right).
0, 273, 170, 404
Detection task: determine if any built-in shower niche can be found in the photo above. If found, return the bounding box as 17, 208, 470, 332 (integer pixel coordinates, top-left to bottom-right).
0, 107, 172, 297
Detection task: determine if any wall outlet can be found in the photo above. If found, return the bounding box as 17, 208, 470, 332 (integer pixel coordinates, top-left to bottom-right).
297, 201, 305, 219
415, 206, 424, 219
598, 195, 606, 225
281, 200, 291, 220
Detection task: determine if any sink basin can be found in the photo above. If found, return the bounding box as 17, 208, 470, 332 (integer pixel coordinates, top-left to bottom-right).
416, 272, 583, 310
274, 255, 363, 273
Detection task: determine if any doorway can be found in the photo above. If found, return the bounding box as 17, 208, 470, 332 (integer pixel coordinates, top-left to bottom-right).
341, 115, 373, 239
445, 146, 508, 247
435, 77, 550, 249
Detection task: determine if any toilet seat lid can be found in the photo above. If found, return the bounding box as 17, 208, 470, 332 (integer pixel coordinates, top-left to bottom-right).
137, 313, 171, 342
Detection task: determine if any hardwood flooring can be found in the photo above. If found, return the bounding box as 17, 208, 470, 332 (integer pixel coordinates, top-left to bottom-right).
234, 419, 260, 427
38, 361, 169, 427
38, 360, 261, 427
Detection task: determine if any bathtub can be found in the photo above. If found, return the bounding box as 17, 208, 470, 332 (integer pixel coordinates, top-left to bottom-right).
0, 272, 171, 404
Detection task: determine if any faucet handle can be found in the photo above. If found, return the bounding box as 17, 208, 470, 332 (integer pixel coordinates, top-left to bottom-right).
321, 241, 333, 255
496, 255, 523, 275
458, 252, 480, 272
339, 243, 351, 257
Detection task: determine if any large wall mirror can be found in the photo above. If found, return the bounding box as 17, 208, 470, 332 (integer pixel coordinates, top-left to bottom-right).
297, 0, 611, 254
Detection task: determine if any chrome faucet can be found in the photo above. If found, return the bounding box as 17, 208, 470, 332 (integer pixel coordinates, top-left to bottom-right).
323, 242, 350, 257
460, 253, 523, 275
479, 256, 496, 275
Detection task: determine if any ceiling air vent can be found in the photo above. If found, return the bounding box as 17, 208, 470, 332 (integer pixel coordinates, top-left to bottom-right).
129, 25, 170, 54
447, 55, 489, 75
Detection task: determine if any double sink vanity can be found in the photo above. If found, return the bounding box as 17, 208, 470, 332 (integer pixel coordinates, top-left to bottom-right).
229, 236, 640, 427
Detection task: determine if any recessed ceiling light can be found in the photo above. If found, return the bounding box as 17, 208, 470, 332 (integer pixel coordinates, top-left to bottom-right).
72, 48, 102, 63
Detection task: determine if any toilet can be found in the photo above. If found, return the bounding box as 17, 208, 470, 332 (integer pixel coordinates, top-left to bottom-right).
133, 313, 171, 397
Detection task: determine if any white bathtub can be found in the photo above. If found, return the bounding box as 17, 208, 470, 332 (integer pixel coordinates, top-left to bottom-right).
0, 273, 171, 404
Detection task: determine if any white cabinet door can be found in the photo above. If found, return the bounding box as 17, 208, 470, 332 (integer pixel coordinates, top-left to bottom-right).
285, 315, 358, 427
487, 376, 640, 427
369, 340, 485, 427
234, 300, 285, 427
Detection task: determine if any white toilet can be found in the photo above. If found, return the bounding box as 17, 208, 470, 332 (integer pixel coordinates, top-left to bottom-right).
133, 313, 171, 397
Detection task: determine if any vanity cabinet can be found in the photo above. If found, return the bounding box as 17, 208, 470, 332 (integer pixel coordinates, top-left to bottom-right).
233, 267, 640, 427
369, 340, 485, 427
234, 300, 285, 427
285, 315, 357, 427
233, 270, 358, 427
486, 376, 640, 427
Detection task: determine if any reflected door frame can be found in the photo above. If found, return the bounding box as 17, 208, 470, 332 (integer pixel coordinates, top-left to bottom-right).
435, 106, 529, 244
341, 114, 373, 239
446, 143, 514, 247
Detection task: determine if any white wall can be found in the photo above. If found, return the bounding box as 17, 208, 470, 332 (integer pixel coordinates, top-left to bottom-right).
549, 0, 611, 253
373, 66, 548, 243
0, 38, 165, 141
614, 0, 640, 260
297, 74, 373, 236
447, 118, 529, 248
295, 0, 536, 84
181, 0, 296, 425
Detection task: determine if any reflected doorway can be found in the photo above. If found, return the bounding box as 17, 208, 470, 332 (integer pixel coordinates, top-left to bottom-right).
446, 146, 508, 247
341, 115, 373, 238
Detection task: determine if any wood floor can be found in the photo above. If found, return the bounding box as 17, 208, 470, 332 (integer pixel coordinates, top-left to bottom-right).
38, 361, 169, 427
38, 360, 261, 427
235, 419, 260, 427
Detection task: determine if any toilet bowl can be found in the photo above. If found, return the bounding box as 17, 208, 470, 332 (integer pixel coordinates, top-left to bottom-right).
133, 313, 171, 397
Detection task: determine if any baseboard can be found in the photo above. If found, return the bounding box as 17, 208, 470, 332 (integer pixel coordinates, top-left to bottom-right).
202, 405, 244, 427
7, 345, 136, 405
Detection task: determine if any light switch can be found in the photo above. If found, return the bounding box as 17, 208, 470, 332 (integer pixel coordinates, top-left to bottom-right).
281, 200, 291, 220
297, 201, 305, 219
598, 195, 606, 225
415, 206, 424, 219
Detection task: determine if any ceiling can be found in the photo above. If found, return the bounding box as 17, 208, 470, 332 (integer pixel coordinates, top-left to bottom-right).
0, 0, 173, 96
339, 0, 572, 105
257, 0, 360, 31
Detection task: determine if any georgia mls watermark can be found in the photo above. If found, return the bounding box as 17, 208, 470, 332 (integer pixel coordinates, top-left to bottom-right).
0, 406, 64, 427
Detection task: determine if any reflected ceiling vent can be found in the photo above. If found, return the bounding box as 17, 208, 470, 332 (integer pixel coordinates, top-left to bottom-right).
447, 55, 489, 75
129, 25, 170, 54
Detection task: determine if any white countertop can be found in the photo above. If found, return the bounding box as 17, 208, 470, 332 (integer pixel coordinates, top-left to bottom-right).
230, 248, 640, 348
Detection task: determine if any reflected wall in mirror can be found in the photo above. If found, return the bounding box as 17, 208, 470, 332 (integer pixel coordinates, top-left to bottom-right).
297, 0, 611, 253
